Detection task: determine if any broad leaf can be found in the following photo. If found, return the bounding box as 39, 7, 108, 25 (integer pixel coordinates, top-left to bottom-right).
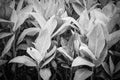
74, 69, 93, 80
17, 27, 40, 44
39, 68, 51, 80
72, 56, 95, 67
57, 47, 73, 61
88, 24, 105, 59
2, 35, 15, 57
33, 29, 51, 59
27, 47, 43, 64
80, 43, 96, 60
9, 55, 37, 67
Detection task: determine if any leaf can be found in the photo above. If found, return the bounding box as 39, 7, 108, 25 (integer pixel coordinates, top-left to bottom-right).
115, 61, 120, 73
86, 0, 97, 9
9, 55, 37, 67
16, 44, 28, 51
72, 56, 95, 67
88, 24, 105, 59
109, 56, 114, 74
74, 69, 93, 80
44, 15, 57, 35
108, 30, 120, 49
0, 18, 13, 23
102, 62, 111, 75
27, 47, 43, 64
0, 32, 13, 39
29, 12, 46, 29
2, 35, 15, 57
17, 27, 40, 44
39, 68, 51, 80
80, 43, 96, 60
0, 60, 7, 66
41, 52, 56, 68
57, 47, 73, 61
72, 2, 84, 16
9, 0, 15, 9
45, 45, 56, 59
16, 0, 24, 12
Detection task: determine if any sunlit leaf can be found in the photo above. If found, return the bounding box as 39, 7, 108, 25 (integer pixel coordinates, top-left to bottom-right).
109, 56, 114, 74
57, 47, 73, 61
0, 18, 12, 23
45, 45, 56, 59
72, 56, 95, 67
10, 9, 18, 25
27, 47, 43, 64
0, 32, 13, 39
29, 12, 46, 29
41, 52, 56, 68
16, 0, 24, 12
17, 27, 40, 44
2, 35, 15, 57
88, 24, 105, 59
34, 29, 51, 59
9, 55, 37, 67
39, 68, 51, 80
74, 69, 93, 80
80, 43, 96, 60
44, 15, 57, 35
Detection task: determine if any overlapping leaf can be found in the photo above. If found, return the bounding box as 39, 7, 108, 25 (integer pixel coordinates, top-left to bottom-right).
9, 55, 37, 67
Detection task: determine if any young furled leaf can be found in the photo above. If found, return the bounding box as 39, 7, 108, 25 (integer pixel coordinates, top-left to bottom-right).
72, 56, 95, 67
74, 69, 93, 80
9, 55, 37, 67
39, 68, 51, 80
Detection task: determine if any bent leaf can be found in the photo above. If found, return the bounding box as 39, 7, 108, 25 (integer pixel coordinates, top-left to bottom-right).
9, 55, 37, 67
74, 69, 93, 80
72, 56, 95, 67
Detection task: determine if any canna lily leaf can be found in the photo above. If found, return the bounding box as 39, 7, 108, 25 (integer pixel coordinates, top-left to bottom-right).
102, 62, 111, 75
9, 55, 37, 67
72, 56, 95, 67
115, 61, 120, 73
27, 47, 43, 64
2, 35, 15, 57
39, 68, 51, 80
17, 27, 40, 44
74, 69, 93, 80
